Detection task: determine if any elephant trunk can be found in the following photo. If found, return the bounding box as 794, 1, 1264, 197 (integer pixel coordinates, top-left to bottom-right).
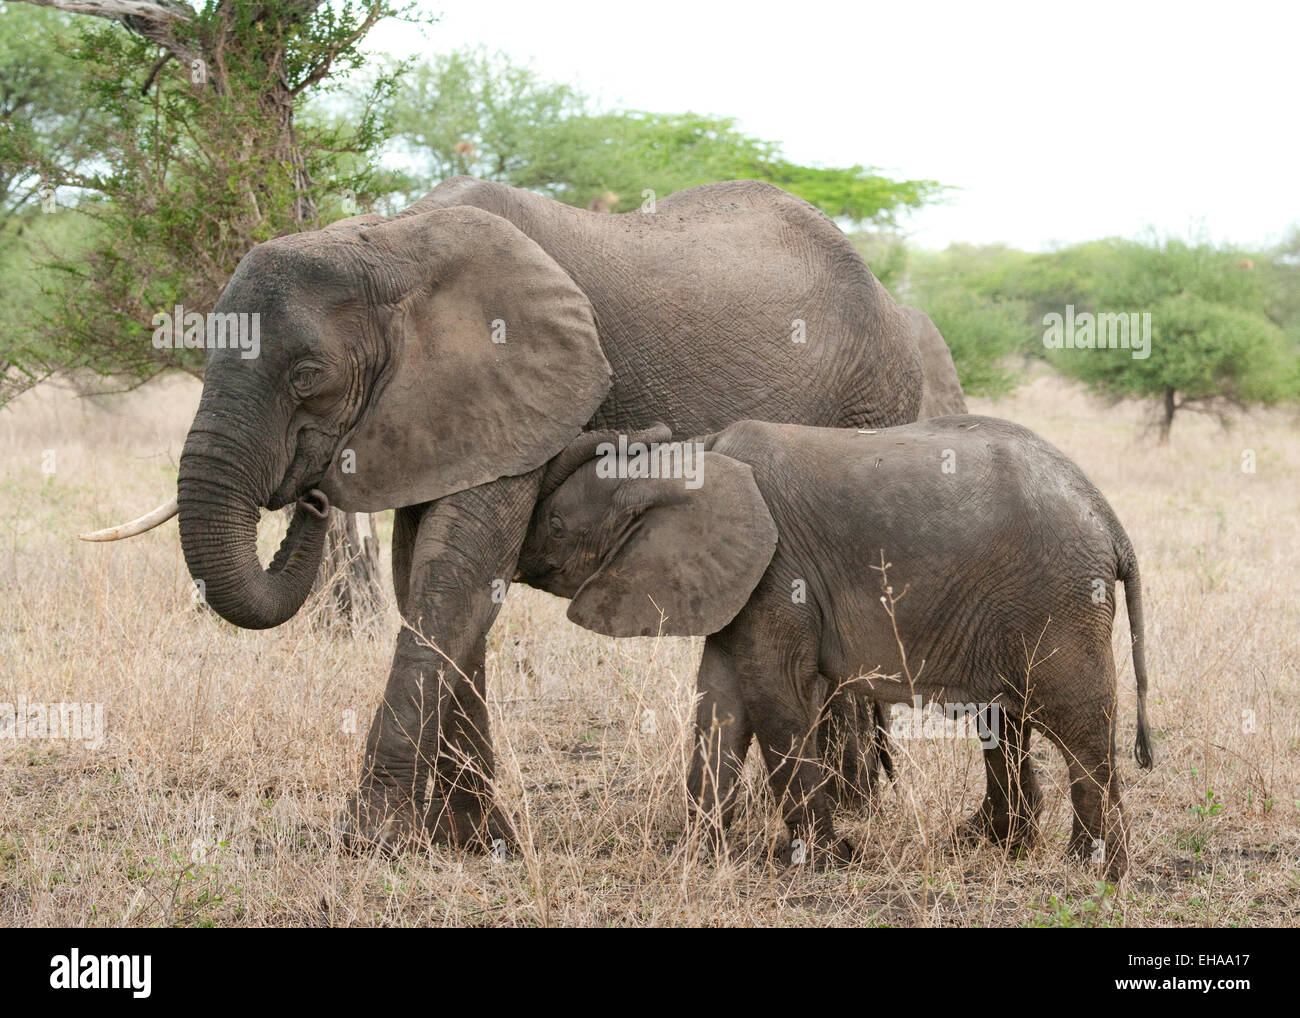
177, 415, 329, 630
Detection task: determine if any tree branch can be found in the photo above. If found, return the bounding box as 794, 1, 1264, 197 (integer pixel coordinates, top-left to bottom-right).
289, 2, 384, 96
11, 0, 201, 69
11, 0, 193, 21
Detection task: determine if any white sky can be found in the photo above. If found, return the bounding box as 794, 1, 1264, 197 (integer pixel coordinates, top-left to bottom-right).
364, 0, 1298, 252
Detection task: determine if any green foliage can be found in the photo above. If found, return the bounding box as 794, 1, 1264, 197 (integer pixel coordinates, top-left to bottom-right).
390, 48, 944, 226
520, 108, 943, 225
764, 160, 938, 227
915, 287, 1029, 399
904, 235, 1300, 431
386, 46, 582, 186
1063, 291, 1289, 404
905, 244, 1037, 398
0, 204, 95, 375
1177, 788, 1224, 859
0, 5, 93, 231
1037, 238, 1296, 435
0, 5, 98, 396
1027, 882, 1119, 928
1258, 226, 1300, 392
1, 0, 411, 395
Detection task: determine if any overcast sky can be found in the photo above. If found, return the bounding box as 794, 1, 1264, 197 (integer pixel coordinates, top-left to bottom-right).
365, 0, 1297, 252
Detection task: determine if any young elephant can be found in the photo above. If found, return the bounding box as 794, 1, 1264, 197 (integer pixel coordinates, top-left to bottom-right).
517, 417, 1153, 878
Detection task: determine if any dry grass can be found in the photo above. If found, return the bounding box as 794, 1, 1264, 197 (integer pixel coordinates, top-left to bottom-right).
1, 370, 1297, 927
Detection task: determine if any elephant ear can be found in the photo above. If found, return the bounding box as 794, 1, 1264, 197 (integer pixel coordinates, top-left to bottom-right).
568, 452, 778, 638
320, 206, 612, 512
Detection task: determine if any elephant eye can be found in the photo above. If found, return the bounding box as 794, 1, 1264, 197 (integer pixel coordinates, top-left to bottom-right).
548, 512, 565, 540
292, 363, 322, 396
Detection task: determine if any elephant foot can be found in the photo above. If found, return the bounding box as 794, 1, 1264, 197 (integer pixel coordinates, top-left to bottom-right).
952, 804, 1037, 855
338, 784, 422, 856
1066, 830, 1127, 882
423, 795, 517, 857
823, 770, 870, 811
773, 832, 856, 870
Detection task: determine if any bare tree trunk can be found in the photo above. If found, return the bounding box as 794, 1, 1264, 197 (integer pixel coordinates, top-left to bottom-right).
315, 508, 383, 625
1160, 386, 1177, 443
266, 82, 319, 224
282, 507, 383, 627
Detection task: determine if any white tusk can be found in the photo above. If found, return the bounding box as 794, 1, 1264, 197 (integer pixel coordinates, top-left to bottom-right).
79, 497, 179, 542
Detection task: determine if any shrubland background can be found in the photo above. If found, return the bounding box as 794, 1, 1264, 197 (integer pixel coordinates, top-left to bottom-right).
5, 4, 1298, 429
1, 2, 1297, 926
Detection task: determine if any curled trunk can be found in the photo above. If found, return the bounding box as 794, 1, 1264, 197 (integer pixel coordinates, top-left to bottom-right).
178, 424, 329, 630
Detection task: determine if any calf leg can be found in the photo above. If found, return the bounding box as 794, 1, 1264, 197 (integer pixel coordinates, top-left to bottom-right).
686, 636, 753, 848
1042, 699, 1129, 880
954, 707, 1042, 851
731, 643, 851, 865
820, 686, 894, 808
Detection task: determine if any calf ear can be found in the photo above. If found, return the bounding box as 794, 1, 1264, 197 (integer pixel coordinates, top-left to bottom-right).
568, 452, 777, 637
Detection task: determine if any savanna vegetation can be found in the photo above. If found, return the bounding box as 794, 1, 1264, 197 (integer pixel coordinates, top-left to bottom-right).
3, 369, 1295, 927
1, 0, 1297, 927
4, 2, 1296, 436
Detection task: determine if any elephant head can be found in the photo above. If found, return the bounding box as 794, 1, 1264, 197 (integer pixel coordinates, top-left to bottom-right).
517, 426, 778, 637
169, 207, 612, 629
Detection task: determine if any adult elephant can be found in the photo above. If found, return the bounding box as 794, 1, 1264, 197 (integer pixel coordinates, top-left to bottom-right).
101, 177, 938, 850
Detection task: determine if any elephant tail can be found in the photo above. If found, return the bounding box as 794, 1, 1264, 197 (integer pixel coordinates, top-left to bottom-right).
1117, 536, 1154, 770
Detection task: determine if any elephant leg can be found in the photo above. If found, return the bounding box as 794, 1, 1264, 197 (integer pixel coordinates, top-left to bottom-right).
341, 471, 540, 853
1042, 696, 1129, 881
954, 707, 1041, 851
818, 685, 865, 808
391, 502, 504, 846
872, 702, 896, 782
686, 636, 753, 848
733, 639, 851, 866
819, 684, 895, 809
390, 502, 424, 620
422, 633, 513, 849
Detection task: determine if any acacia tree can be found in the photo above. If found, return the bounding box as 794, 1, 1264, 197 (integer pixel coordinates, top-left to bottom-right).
908, 236, 1300, 434
387, 46, 583, 186
1041, 239, 1296, 441
1066, 290, 1292, 441
389, 47, 943, 224
2, 0, 416, 623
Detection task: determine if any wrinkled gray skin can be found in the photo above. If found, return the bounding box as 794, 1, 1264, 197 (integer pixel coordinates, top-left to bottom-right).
819, 305, 966, 804
519, 416, 1153, 878
904, 306, 967, 418
175, 177, 965, 851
